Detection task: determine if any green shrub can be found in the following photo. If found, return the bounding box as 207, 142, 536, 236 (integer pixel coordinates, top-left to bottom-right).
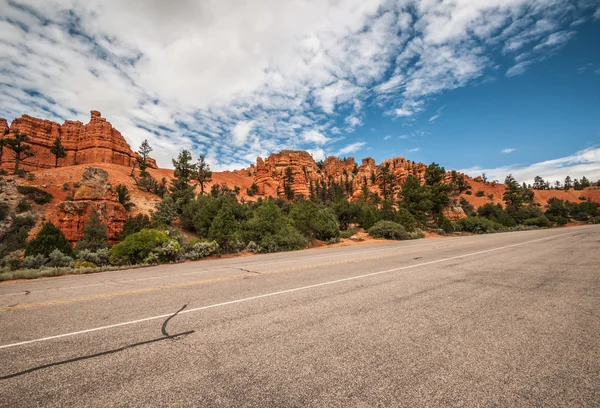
16, 186, 53, 204
0, 252, 22, 271
289, 200, 340, 241
152, 195, 179, 225
475, 190, 485, 197
522, 216, 552, 228
121, 214, 153, 239
185, 241, 220, 260
368, 221, 410, 240
16, 199, 32, 213
75, 210, 109, 253
77, 248, 111, 266
0, 215, 37, 258
552, 216, 568, 226
154, 239, 183, 263
0, 202, 10, 221
339, 228, 358, 239
109, 229, 169, 264
245, 241, 261, 253
407, 228, 425, 240
208, 205, 240, 252
47, 249, 74, 267
438, 214, 454, 233
74, 261, 97, 269
243, 201, 307, 252
453, 216, 505, 234
588, 216, 600, 224
25, 222, 74, 257
21, 254, 48, 269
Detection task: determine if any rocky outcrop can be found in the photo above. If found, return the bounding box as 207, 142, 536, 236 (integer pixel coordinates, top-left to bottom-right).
54, 167, 128, 243
0, 111, 157, 172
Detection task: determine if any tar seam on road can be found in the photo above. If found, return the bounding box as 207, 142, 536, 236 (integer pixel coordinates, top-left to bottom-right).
0, 230, 577, 350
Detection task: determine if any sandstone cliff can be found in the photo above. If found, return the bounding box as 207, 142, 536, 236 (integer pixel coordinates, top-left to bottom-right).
0, 110, 156, 171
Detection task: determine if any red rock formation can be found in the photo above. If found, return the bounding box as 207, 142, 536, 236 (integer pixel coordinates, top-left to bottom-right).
54, 167, 129, 243
0, 111, 156, 172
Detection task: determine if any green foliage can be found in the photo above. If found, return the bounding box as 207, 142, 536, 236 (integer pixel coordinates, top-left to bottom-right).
284, 166, 295, 200
208, 205, 240, 252
2, 130, 34, 172
21, 254, 48, 269
154, 240, 183, 263
50, 137, 66, 167
152, 195, 179, 225
115, 184, 133, 210
170, 149, 196, 208
475, 190, 485, 197
242, 200, 307, 252
522, 216, 552, 228
438, 214, 454, 233
398, 175, 432, 222
25, 222, 73, 258
453, 217, 505, 234
16, 198, 32, 213
289, 200, 340, 241
77, 248, 111, 266
246, 183, 259, 196
0, 202, 9, 221
185, 241, 220, 260
0, 214, 36, 258
505, 204, 543, 224
75, 211, 109, 253
109, 229, 169, 264
136, 139, 153, 177
47, 249, 74, 267
330, 198, 359, 230
17, 185, 53, 204
459, 198, 476, 217
121, 214, 153, 239
588, 216, 600, 224
339, 228, 358, 239
368, 221, 410, 240
477, 203, 517, 227
195, 155, 212, 195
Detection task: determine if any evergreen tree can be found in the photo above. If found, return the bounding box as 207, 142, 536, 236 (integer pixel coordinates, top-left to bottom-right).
195, 155, 212, 195
115, 184, 133, 210
284, 166, 295, 200
170, 150, 196, 209
137, 139, 153, 177
25, 222, 73, 257
49, 137, 67, 168
580, 176, 590, 188
533, 175, 546, 190
503, 174, 524, 208
564, 176, 572, 191
75, 210, 109, 252
1, 130, 34, 172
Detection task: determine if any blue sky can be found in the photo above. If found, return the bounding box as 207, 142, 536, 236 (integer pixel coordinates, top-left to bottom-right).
1, 0, 599, 183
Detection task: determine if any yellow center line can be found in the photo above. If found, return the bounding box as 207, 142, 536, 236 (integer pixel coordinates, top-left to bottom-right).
0, 243, 458, 313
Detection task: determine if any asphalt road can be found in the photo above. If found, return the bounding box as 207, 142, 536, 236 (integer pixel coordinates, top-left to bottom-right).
1, 226, 599, 407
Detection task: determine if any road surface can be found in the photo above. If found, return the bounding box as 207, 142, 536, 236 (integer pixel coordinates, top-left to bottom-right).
1, 226, 599, 407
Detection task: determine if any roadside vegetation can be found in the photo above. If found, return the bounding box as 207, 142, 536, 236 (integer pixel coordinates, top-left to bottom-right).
1, 138, 599, 281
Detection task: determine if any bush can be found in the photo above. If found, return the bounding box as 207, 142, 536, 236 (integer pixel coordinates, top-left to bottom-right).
0, 202, 9, 221
368, 221, 410, 240
453, 216, 505, 234
47, 249, 74, 267
1, 252, 22, 270
438, 214, 454, 233
208, 205, 240, 252
339, 228, 358, 239
74, 261, 97, 269
109, 229, 169, 264
77, 248, 111, 266
553, 216, 568, 226
0, 215, 36, 258
16, 186, 53, 204
115, 184, 133, 210
588, 216, 600, 224
25, 222, 74, 257
121, 214, 153, 239
475, 190, 485, 197
185, 241, 220, 260
407, 228, 426, 240
289, 200, 340, 241
75, 210, 109, 253
21, 254, 47, 269
154, 239, 183, 263
152, 195, 179, 225
16, 199, 32, 213
522, 216, 552, 228
245, 241, 261, 253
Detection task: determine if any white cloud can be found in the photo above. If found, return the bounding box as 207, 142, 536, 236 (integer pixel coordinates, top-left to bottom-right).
337, 141, 366, 156
383, 135, 391, 140
0, 0, 594, 168
501, 148, 517, 154
429, 114, 440, 122
407, 147, 420, 153
459, 147, 600, 185
231, 120, 254, 146
301, 129, 330, 145
307, 148, 326, 161
345, 115, 363, 129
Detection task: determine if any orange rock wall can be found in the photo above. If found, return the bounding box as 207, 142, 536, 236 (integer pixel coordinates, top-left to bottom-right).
0, 110, 156, 172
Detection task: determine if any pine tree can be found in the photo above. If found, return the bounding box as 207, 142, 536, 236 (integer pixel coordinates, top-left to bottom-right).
170, 150, 196, 209
195, 155, 212, 195
50, 137, 67, 168
137, 139, 153, 177
115, 184, 133, 210
564, 176, 572, 191
284, 166, 295, 200
75, 210, 109, 252
25, 222, 74, 257
2, 130, 34, 172
503, 175, 523, 208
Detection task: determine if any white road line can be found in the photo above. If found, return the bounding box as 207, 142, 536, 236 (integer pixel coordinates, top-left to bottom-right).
0, 230, 579, 350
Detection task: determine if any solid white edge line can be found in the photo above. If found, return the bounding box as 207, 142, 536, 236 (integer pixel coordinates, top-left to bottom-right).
0, 230, 579, 350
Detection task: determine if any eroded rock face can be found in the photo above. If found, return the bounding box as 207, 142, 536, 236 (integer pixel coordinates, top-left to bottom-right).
54, 167, 128, 243
0, 111, 157, 171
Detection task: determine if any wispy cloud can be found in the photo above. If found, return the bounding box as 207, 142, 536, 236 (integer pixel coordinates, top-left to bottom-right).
429, 114, 440, 122
459, 147, 600, 185
383, 135, 391, 140
501, 148, 517, 154
407, 147, 420, 153
337, 141, 366, 156
0, 0, 595, 168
